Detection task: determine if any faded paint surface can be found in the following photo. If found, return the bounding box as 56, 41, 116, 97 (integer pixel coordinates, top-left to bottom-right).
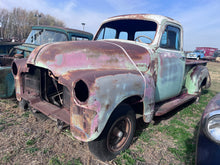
185, 65, 210, 95
27, 40, 151, 77
12, 14, 211, 142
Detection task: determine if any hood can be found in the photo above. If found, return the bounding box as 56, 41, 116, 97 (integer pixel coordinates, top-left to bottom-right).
27, 40, 151, 77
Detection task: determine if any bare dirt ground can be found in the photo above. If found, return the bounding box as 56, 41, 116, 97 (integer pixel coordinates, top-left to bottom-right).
0, 61, 219, 165
0, 99, 181, 165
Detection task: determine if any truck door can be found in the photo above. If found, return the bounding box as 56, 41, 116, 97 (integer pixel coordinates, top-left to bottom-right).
155, 25, 185, 102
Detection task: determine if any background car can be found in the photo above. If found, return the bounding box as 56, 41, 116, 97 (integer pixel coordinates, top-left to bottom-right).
187, 50, 205, 60
196, 92, 220, 165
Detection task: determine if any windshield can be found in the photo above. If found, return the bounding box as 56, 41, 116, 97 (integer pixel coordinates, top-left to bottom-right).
95, 19, 157, 44
25, 29, 68, 45
194, 50, 203, 53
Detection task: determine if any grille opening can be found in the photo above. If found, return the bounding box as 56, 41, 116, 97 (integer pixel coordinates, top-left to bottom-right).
74, 80, 89, 102
42, 71, 64, 107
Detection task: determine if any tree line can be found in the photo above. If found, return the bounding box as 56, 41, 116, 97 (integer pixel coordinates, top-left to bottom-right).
0, 8, 65, 41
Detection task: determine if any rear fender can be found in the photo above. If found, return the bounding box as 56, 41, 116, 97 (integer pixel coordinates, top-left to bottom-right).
185, 65, 211, 95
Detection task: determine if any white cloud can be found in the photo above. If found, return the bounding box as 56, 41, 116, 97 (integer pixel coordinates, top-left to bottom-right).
0, 0, 109, 34
175, 1, 220, 50
1, 0, 220, 50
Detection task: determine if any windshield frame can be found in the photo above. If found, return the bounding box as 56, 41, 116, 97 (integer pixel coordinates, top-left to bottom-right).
94, 19, 157, 44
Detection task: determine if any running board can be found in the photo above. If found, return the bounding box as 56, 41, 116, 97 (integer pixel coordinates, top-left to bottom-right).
155, 94, 197, 116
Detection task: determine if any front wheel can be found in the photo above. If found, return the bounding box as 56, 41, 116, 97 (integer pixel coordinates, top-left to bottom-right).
195, 87, 202, 104
88, 104, 136, 161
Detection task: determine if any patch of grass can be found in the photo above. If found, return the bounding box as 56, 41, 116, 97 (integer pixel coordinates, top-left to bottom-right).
0, 119, 6, 125
12, 105, 18, 108
114, 149, 146, 165
137, 125, 154, 143
7, 114, 14, 118
1, 154, 12, 163
22, 111, 30, 118
0, 125, 5, 132
48, 155, 83, 165
26, 147, 39, 154
48, 156, 61, 165
43, 148, 49, 154
7, 123, 14, 126
66, 158, 83, 165
136, 144, 144, 153
26, 138, 37, 146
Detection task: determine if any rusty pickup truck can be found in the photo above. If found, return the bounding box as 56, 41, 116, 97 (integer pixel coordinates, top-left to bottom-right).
0, 26, 93, 98
12, 14, 211, 161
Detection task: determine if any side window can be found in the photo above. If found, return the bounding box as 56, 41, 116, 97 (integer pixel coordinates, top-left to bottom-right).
119, 31, 128, 40
96, 27, 116, 40
160, 25, 180, 50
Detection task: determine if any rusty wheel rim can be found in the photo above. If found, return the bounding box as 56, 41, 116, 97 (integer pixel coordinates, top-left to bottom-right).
107, 116, 132, 152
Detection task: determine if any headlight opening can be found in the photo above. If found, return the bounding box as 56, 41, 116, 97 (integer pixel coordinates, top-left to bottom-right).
74, 80, 89, 102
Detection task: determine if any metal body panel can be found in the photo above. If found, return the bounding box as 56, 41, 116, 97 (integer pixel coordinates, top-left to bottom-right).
27, 40, 151, 76
12, 14, 210, 142
185, 65, 210, 95
155, 48, 185, 102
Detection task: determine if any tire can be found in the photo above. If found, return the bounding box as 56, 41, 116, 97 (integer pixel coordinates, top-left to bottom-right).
19, 99, 29, 111
195, 87, 202, 104
88, 104, 136, 161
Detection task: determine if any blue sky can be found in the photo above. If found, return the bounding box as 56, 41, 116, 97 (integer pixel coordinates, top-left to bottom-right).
1, 0, 220, 50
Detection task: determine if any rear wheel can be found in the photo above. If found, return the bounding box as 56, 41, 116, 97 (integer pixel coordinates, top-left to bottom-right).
88, 104, 136, 161
19, 99, 29, 111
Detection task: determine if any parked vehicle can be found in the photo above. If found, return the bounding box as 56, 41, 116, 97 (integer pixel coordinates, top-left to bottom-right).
197, 47, 218, 61
0, 26, 93, 98
186, 50, 205, 60
196, 93, 220, 165
0, 41, 22, 56
12, 14, 211, 161
213, 50, 220, 62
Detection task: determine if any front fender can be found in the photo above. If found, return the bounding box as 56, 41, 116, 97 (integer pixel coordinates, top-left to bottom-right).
185, 65, 211, 95
68, 72, 148, 142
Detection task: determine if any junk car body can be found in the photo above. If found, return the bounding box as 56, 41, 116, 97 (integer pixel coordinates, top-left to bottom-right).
196, 93, 220, 165
0, 26, 93, 98
12, 14, 211, 161
187, 50, 205, 60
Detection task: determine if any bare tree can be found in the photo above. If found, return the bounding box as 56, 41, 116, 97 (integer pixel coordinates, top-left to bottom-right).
0, 8, 65, 41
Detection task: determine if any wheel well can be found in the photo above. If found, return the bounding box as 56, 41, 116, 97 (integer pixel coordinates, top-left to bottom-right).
121, 96, 143, 115
201, 77, 207, 87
